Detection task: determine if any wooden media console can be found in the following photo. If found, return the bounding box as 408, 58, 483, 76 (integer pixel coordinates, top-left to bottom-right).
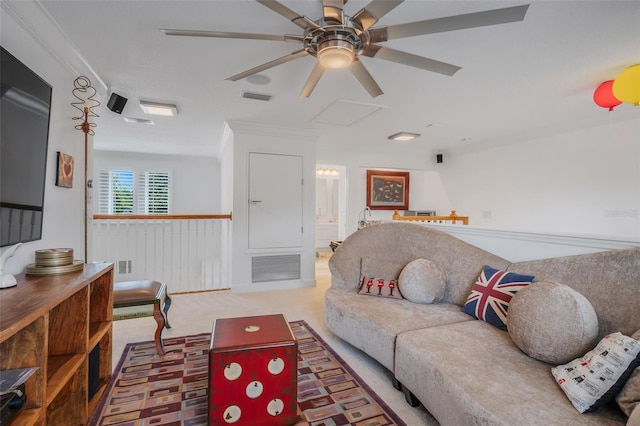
0, 262, 114, 425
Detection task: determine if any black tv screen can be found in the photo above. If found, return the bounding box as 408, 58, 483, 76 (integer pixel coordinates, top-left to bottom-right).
1, 46, 52, 247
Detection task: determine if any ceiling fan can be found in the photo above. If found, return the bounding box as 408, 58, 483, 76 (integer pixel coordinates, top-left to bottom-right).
161, 0, 529, 98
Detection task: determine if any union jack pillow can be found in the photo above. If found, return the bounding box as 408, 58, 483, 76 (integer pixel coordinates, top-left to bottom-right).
462, 265, 534, 331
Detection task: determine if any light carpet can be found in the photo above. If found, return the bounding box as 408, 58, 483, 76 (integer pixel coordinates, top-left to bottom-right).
91, 320, 406, 425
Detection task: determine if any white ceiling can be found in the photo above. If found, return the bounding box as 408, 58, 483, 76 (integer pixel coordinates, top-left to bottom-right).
27, 1, 640, 157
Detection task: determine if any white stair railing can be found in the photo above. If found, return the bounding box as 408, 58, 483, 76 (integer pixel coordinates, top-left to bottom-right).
91, 214, 232, 292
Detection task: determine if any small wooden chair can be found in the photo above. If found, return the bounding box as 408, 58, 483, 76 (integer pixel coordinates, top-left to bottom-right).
113, 280, 172, 355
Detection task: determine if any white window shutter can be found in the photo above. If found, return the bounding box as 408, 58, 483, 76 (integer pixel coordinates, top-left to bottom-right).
97, 170, 111, 214
96, 170, 134, 214
137, 171, 170, 214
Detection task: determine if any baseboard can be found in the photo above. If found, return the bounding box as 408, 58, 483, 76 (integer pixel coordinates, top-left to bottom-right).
231, 278, 316, 293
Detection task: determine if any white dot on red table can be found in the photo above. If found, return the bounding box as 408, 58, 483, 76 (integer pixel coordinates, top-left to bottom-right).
268, 357, 285, 375
246, 381, 264, 398
224, 362, 242, 381
267, 398, 284, 416
223, 405, 241, 423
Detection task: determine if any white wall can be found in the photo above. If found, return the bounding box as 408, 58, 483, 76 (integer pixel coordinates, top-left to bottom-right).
93, 150, 220, 214
439, 117, 640, 239
1, 7, 86, 274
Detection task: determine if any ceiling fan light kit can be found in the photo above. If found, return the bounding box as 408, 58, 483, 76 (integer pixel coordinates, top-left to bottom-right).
317, 39, 355, 69
162, 1, 529, 98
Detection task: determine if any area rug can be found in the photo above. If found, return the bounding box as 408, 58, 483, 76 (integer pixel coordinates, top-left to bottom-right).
90, 320, 406, 426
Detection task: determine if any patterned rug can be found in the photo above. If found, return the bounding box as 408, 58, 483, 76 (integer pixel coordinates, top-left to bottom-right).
90, 320, 406, 425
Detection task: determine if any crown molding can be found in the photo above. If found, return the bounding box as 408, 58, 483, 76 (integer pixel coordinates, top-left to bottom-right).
1, 1, 107, 94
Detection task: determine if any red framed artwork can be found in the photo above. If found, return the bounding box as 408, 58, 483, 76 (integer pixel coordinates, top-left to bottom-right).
366, 170, 410, 210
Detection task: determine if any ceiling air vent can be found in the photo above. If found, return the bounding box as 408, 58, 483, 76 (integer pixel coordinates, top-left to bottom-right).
241, 91, 272, 102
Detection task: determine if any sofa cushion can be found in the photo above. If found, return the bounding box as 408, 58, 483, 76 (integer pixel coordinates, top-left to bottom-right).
357, 276, 402, 299
394, 320, 627, 425
398, 258, 446, 304
552, 332, 640, 414
325, 287, 474, 371
507, 281, 599, 364
616, 329, 640, 417
461, 265, 534, 331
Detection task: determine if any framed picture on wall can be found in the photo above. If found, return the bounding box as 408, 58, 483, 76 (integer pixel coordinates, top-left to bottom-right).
56, 151, 74, 188
366, 169, 409, 210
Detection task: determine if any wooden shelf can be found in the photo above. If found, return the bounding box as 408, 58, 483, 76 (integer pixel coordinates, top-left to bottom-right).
12, 407, 42, 426
87, 378, 110, 415
0, 262, 113, 425
89, 321, 111, 349
46, 353, 86, 406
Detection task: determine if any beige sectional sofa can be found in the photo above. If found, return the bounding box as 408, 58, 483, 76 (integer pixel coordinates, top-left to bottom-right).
325, 222, 640, 425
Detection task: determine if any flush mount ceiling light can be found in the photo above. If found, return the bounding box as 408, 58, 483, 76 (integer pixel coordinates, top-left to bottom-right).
317, 39, 355, 69
388, 132, 420, 141
139, 100, 178, 117
124, 117, 154, 125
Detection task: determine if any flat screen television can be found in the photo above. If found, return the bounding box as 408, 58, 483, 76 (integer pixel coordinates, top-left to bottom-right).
1, 46, 52, 247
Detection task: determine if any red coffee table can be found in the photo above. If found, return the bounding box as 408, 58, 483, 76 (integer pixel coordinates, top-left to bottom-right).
208, 314, 298, 425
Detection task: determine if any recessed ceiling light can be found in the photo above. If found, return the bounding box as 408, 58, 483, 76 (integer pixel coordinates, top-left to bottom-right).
388, 132, 420, 141
139, 100, 178, 117
124, 117, 154, 125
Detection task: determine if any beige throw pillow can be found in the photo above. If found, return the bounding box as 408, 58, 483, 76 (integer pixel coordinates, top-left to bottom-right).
398, 259, 446, 304
507, 281, 598, 364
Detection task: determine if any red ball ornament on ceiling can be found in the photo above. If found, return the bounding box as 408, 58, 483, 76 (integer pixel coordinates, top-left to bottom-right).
593, 80, 622, 111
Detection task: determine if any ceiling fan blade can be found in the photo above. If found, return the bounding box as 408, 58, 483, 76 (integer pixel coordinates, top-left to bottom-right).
227, 49, 309, 82
369, 4, 530, 43
362, 45, 461, 76
349, 58, 384, 98
323, 0, 345, 24
299, 63, 326, 98
256, 0, 319, 30
352, 0, 404, 31
160, 28, 303, 43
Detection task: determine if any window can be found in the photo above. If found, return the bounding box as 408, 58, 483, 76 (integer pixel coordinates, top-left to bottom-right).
137, 172, 170, 214
97, 170, 171, 215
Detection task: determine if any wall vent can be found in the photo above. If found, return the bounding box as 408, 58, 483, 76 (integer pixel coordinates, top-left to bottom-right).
117, 260, 132, 274
251, 254, 300, 283
242, 91, 272, 102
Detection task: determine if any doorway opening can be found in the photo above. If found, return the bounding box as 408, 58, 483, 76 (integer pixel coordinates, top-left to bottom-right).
315, 164, 347, 258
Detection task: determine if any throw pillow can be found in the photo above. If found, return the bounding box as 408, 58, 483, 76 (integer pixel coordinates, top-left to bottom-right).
461, 265, 534, 331
616, 329, 640, 417
551, 332, 640, 414
357, 276, 402, 299
398, 259, 447, 304
507, 281, 598, 364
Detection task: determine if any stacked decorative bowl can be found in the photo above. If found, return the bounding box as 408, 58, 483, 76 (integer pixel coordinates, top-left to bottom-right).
25, 248, 84, 275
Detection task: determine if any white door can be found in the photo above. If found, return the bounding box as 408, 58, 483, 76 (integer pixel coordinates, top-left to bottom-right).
248, 153, 303, 249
